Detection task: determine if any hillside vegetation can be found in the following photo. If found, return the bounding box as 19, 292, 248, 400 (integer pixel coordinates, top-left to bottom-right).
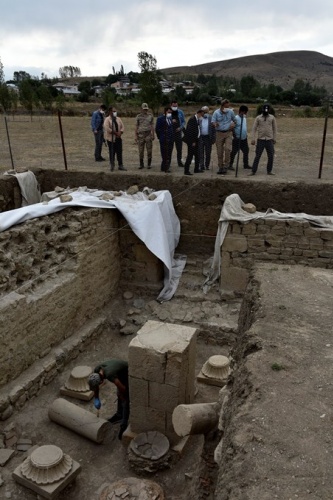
162, 50, 333, 92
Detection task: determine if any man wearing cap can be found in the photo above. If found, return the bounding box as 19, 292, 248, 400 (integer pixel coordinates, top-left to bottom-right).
88, 359, 129, 440
250, 103, 277, 176
212, 99, 237, 175
199, 106, 216, 171
135, 103, 155, 169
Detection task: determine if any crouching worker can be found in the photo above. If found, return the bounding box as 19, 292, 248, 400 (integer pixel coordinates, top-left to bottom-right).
88, 359, 129, 440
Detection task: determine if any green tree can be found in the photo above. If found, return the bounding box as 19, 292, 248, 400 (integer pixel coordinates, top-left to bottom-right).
240, 75, 260, 98
102, 87, 116, 107
13, 70, 31, 82
137, 51, 163, 113
37, 85, 54, 111
78, 80, 92, 94
59, 66, 81, 78
19, 80, 39, 118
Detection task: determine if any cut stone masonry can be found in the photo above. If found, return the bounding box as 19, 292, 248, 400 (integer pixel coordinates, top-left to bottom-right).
221, 219, 333, 290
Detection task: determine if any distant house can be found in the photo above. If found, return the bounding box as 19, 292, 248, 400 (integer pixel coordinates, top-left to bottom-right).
52, 83, 81, 97
6, 83, 19, 93
111, 81, 140, 96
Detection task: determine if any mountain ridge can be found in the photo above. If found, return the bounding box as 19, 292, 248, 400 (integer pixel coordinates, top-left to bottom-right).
161, 50, 333, 91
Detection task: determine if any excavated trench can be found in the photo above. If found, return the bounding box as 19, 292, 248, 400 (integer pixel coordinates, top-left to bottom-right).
1, 171, 333, 499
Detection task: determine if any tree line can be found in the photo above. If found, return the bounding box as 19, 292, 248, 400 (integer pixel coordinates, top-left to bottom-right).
0, 53, 330, 117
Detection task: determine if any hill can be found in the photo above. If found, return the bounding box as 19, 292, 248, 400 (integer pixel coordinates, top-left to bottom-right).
162, 50, 333, 91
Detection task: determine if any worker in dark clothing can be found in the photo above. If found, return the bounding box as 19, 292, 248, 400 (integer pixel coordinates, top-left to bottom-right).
88, 359, 129, 440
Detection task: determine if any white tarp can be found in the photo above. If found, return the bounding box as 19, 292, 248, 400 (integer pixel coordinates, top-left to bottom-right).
204, 193, 333, 292
4, 170, 41, 206
0, 188, 184, 302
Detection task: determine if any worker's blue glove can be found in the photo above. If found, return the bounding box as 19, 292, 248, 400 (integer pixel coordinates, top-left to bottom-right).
93, 398, 101, 410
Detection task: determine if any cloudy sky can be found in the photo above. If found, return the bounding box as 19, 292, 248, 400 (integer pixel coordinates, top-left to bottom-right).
1, 0, 333, 81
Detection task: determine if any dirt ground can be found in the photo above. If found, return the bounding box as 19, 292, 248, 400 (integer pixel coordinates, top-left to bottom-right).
0, 260, 240, 500
216, 264, 333, 500
1, 112, 333, 183
1, 110, 333, 499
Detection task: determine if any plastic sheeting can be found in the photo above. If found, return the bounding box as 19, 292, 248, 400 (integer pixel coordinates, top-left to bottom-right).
204, 193, 333, 292
0, 188, 184, 302
4, 170, 41, 206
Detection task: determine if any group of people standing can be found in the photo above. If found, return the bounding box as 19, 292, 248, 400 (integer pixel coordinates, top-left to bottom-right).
91, 100, 277, 176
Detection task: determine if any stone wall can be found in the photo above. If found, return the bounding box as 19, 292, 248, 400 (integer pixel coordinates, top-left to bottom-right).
221, 219, 333, 290
118, 216, 164, 290
0, 207, 121, 388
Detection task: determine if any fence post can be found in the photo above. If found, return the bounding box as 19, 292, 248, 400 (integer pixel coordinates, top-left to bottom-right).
4, 116, 15, 170
57, 110, 68, 170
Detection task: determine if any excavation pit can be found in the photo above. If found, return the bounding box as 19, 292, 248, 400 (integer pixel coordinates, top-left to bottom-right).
1, 170, 333, 498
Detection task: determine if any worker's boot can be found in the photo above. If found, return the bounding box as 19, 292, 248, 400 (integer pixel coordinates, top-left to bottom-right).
139, 159, 144, 169
147, 157, 152, 169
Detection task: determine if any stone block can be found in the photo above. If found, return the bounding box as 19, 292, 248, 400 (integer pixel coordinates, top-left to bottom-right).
130, 406, 166, 434
129, 343, 166, 383
222, 235, 247, 253
0, 396, 9, 413
149, 382, 179, 412
309, 238, 323, 250
241, 223, 257, 235
304, 227, 321, 237
12, 458, 81, 500
134, 244, 158, 263
59, 387, 94, 401
318, 251, 333, 259
0, 448, 15, 466
129, 377, 149, 407
320, 229, 333, 240
9, 385, 25, 405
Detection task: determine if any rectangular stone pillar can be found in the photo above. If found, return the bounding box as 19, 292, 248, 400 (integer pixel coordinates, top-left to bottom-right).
128, 320, 197, 442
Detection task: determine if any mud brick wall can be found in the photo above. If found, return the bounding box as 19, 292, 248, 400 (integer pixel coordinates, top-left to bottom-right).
118, 216, 164, 287
221, 219, 333, 290
0, 207, 121, 388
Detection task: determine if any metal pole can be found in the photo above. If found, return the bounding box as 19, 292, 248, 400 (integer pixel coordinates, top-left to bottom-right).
235, 115, 244, 178
318, 101, 330, 179
4, 116, 15, 170
57, 110, 68, 170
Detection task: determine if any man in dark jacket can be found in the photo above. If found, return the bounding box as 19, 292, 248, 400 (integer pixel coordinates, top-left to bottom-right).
155, 106, 174, 172
183, 109, 205, 176
91, 104, 106, 162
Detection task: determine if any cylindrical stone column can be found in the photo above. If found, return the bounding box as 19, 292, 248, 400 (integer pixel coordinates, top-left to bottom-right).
48, 398, 109, 444
172, 402, 219, 437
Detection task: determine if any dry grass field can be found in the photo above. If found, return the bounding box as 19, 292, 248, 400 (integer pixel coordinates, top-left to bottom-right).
1, 107, 333, 183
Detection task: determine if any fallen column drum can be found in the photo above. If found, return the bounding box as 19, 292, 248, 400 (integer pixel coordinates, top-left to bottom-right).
48, 398, 109, 444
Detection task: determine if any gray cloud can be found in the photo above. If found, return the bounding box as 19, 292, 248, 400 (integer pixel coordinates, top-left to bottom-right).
1, 0, 333, 80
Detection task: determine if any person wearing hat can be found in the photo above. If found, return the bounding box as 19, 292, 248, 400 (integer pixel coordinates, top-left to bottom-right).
211, 99, 237, 176
88, 359, 129, 440
199, 106, 216, 171
250, 103, 277, 176
135, 103, 155, 169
